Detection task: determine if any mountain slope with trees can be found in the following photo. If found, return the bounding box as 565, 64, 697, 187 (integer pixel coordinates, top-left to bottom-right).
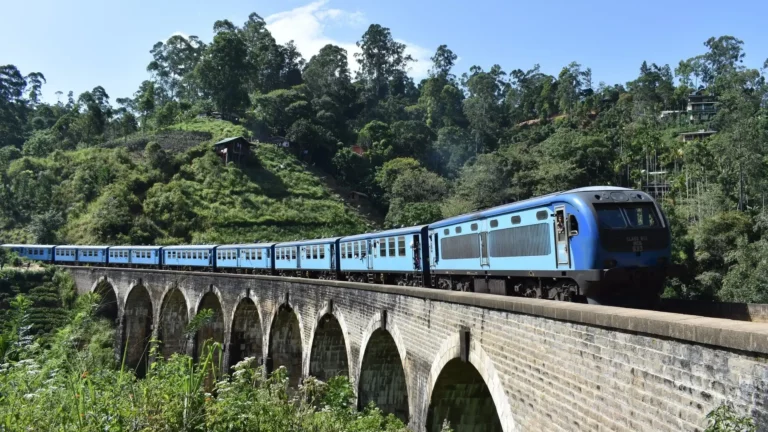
2, 13, 768, 302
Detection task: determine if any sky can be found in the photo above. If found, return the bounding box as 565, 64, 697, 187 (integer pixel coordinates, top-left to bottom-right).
1, 0, 767, 104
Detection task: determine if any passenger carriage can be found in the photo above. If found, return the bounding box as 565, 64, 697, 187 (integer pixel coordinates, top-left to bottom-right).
428, 186, 670, 305
1, 244, 56, 263
55, 246, 109, 266
216, 243, 274, 274
54, 246, 77, 264
339, 226, 430, 285
274, 238, 340, 279
108, 246, 163, 267
162, 245, 217, 270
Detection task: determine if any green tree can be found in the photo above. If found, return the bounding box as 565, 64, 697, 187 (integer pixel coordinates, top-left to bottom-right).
196, 20, 250, 115
355, 24, 414, 100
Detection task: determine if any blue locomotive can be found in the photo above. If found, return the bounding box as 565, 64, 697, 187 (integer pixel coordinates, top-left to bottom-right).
1, 186, 670, 305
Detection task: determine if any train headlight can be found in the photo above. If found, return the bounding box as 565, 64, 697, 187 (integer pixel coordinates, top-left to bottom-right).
603, 259, 617, 269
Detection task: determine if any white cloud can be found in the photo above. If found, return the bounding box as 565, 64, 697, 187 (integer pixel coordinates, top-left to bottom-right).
265, 0, 432, 80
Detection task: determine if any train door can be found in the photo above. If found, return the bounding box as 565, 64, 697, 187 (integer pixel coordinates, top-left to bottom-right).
412, 234, 421, 270
366, 240, 374, 270
479, 221, 490, 268
554, 206, 570, 267
429, 232, 437, 266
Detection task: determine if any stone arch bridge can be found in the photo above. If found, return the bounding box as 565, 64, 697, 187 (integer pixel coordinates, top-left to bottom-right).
65, 267, 768, 432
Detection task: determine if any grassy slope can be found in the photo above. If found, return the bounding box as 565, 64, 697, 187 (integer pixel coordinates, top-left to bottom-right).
1, 118, 375, 245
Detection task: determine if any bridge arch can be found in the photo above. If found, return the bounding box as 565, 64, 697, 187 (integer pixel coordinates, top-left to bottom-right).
194, 288, 226, 365
267, 299, 305, 387
91, 276, 120, 323
424, 332, 515, 432
228, 296, 264, 370
357, 313, 410, 424
157, 284, 190, 358
123, 282, 154, 378
307, 303, 350, 382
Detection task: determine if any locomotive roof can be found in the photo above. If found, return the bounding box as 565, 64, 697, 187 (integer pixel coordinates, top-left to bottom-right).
276, 237, 342, 247
429, 186, 636, 229
341, 225, 426, 242
216, 243, 276, 249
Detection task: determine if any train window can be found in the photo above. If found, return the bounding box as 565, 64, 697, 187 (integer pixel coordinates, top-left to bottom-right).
217, 252, 220, 260
471, 223, 478, 231
310, 246, 316, 259
444, 229, 449, 235
258, 250, 263, 260
455, 227, 462, 234
320, 246, 325, 259
536, 210, 548, 221
388, 238, 396, 256
490, 220, 498, 228
204, 252, 209, 260
353, 242, 359, 258
511, 216, 521, 224
569, 215, 579, 236
379, 239, 386, 257
291, 249, 296, 260
398, 236, 406, 256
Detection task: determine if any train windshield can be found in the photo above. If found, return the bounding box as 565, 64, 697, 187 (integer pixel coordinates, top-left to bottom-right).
595, 203, 659, 229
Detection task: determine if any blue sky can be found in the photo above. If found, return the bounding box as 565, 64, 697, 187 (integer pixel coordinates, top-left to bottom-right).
2, 0, 767, 104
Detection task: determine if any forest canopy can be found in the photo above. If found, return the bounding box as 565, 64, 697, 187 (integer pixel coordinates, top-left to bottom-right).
2, 14, 768, 302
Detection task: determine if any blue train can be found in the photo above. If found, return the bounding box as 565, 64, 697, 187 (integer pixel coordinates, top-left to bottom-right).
1, 187, 671, 305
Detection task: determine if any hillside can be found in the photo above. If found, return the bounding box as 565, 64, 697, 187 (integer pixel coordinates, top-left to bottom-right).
0, 118, 375, 245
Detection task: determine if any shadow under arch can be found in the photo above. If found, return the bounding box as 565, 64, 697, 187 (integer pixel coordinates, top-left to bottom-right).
308, 308, 350, 382
194, 290, 225, 366
91, 277, 119, 324
357, 313, 410, 424
229, 296, 263, 369
424, 332, 515, 432
123, 283, 154, 378
267, 302, 304, 387
157, 286, 190, 358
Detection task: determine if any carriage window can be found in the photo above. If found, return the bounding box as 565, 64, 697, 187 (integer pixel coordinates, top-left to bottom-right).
204, 252, 209, 260
568, 215, 579, 236
536, 210, 548, 221
353, 242, 360, 258
398, 236, 406, 256
291, 249, 296, 260
320, 246, 325, 259
471, 223, 478, 231
444, 229, 449, 235
379, 239, 387, 257
388, 238, 396, 256
511, 216, 521, 224
455, 227, 462, 234
490, 220, 499, 228
257, 249, 263, 260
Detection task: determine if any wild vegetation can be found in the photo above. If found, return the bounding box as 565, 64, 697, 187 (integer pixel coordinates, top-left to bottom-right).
0, 265, 410, 431
1, 15, 768, 303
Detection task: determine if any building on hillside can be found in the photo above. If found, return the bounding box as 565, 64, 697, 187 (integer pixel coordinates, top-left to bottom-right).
351, 145, 365, 156
679, 130, 717, 143
687, 93, 717, 122
213, 136, 252, 165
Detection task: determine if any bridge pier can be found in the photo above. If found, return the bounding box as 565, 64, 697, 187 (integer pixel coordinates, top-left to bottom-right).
73, 268, 768, 432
